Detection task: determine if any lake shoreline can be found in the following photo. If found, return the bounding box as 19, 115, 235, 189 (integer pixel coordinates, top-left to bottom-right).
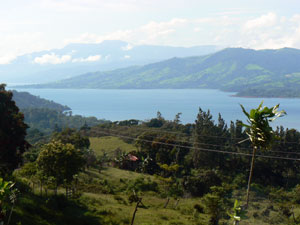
10, 88, 299, 130
9, 85, 300, 100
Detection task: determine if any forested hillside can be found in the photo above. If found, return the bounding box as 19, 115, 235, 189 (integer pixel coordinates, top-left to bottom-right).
20, 47, 300, 97
12, 90, 70, 111
23, 107, 108, 143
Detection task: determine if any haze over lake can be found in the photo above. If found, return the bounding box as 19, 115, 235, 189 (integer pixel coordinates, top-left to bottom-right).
11, 88, 300, 130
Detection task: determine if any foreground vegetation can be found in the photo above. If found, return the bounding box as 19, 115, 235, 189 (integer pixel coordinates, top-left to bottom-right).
2, 84, 300, 224
9, 165, 300, 225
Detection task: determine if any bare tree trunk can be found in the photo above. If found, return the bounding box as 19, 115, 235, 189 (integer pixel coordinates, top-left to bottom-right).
246, 146, 257, 208
66, 186, 68, 199
163, 197, 170, 208
292, 206, 296, 222
174, 199, 180, 209
6, 203, 15, 225
130, 198, 142, 225
40, 181, 43, 196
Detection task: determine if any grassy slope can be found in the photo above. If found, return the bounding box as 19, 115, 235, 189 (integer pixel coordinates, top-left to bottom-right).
13, 165, 295, 225
76, 168, 297, 225
89, 136, 136, 156
12, 136, 297, 225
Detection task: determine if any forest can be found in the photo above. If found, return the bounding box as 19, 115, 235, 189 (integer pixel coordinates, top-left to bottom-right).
1, 84, 300, 225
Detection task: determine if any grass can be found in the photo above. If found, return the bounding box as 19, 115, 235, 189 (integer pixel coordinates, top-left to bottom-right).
81, 192, 203, 225
73, 167, 293, 225
90, 136, 136, 157
12, 165, 299, 225
11, 193, 102, 225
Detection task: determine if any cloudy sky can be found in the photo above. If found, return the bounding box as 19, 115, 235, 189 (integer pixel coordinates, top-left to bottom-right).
1, 0, 300, 63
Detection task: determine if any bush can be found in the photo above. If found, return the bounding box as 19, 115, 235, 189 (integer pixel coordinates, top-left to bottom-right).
251, 183, 267, 197
113, 195, 127, 205
127, 177, 158, 193
194, 203, 204, 213
183, 169, 222, 197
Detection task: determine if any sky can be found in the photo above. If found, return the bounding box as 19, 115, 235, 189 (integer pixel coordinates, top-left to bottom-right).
0, 0, 300, 64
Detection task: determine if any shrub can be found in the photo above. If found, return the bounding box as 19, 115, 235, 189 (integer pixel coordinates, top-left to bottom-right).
127, 177, 158, 193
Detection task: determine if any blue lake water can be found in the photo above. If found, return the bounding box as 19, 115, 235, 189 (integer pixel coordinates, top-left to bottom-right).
11, 88, 300, 130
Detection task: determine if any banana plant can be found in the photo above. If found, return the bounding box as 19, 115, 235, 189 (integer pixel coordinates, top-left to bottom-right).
228, 200, 247, 225
0, 178, 15, 225
240, 101, 286, 207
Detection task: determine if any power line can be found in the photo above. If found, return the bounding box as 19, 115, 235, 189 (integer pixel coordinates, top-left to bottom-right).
111, 125, 245, 140
95, 130, 300, 162
98, 124, 300, 144
95, 127, 300, 156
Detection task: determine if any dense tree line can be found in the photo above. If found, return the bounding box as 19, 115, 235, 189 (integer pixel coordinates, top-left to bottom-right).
88, 109, 300, 197
22, 108, 108, 144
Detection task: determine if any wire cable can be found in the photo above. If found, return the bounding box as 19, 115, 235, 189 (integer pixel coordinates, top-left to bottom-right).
95, 130, 300, 162
94, 127, 300, 156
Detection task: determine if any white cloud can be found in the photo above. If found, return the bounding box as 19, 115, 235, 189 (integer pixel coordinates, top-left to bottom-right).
64, 18, 189, 46
104, 55, 111, 60
72, 55, 101, 63
123, 55, 131, 59
38, 0, 148, 12
237, 12, 300, 49
3, 13, 300, 62
121, 43, 133, 51
243, 12, 277, 32
0, 54, 17, 65
34, 53, 72, 64
0, 32, 51, 61
64, 14, 300, 49
290, 14, 300, 24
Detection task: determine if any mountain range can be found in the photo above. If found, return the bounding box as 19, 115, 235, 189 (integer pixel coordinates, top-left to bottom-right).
18, 47, 300, 97
1, 40, 220, 84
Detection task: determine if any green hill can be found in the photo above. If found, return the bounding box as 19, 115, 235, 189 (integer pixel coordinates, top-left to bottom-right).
12, 90, 70, 111
18, 47, 300, 97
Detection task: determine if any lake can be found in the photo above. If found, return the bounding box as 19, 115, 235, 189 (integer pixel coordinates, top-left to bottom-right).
11, 88, 300, 130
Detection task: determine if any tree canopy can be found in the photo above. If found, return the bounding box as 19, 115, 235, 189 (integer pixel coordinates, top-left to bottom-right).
0, 84, 29, 174
37, 141, 85, 186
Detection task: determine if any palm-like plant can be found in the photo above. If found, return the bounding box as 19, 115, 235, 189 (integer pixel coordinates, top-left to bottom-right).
228, 200, 247, 225
240, 101, 286, 207
0, 178, 15, 224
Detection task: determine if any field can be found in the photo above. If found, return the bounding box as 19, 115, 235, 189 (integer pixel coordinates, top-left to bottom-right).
89, 136, 136, 156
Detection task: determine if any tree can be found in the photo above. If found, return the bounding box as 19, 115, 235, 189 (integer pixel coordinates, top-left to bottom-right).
37, 141, 85, 191
0, 84, 29, 174
202, 185, 232, 225
52, 128, 90, 150
192, 108, 228, 169
173, 112, 182, 125
240, 101, 285, 207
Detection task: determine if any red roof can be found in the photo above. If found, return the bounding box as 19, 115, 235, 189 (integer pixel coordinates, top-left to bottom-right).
128, 154, 138, 161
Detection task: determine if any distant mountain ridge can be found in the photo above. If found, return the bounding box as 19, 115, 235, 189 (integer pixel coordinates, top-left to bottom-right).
18, 47, 300, 97
1, 40, 220, 84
